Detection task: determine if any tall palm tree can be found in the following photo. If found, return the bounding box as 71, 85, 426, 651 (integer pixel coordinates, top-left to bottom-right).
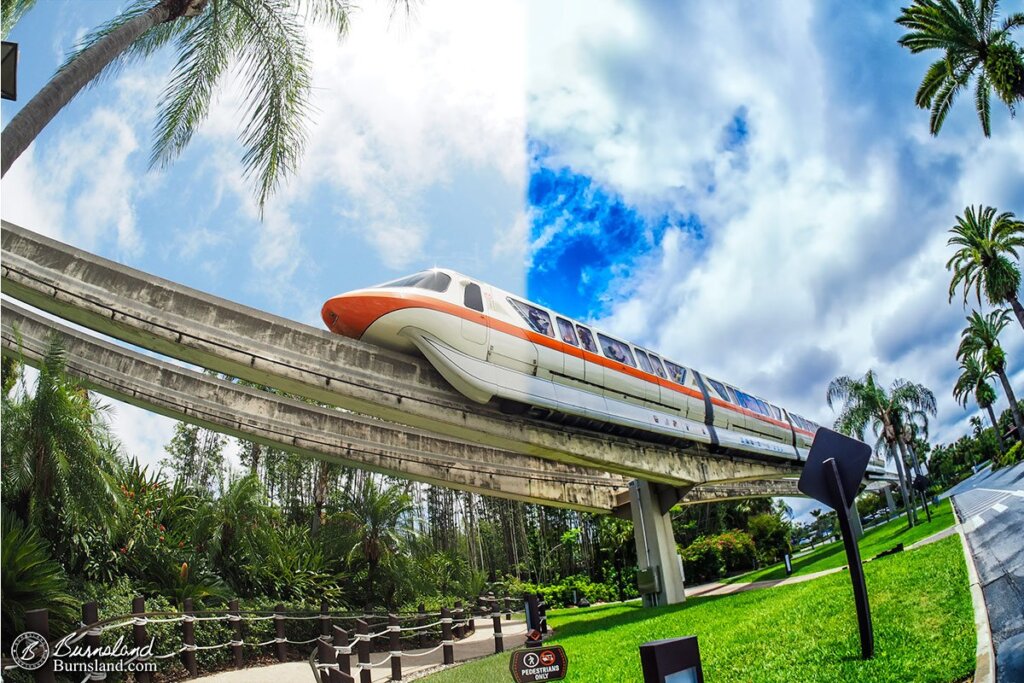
954, 351, 1005, 450
0, 0, 372, 211
958, 308, 1024, 437
828, 371, 937, 527
338, 476, 416, 607
947, 205, 1024, 330
0, 336, 123, 544
896, 0, 1024, 136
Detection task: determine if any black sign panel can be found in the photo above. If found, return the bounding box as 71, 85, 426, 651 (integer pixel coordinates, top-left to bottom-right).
798, 428, 872, 511
509, 645, 568, 682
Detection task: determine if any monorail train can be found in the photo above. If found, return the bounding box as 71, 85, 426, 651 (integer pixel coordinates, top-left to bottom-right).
321, 268, 828, 463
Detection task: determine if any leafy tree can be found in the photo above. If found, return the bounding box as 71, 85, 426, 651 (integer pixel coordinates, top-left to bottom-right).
896, 0, 1024, 136
958, 308, 1024, 437
1, 337, 122, 545
954, 351, 1005, 450
160, 421, 225, 493
947, 205, 1024, 329
828, 371, 937, 527
0, 0, 373, 212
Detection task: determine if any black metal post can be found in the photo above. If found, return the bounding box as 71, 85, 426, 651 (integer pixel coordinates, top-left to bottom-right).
825, 457, 873, 659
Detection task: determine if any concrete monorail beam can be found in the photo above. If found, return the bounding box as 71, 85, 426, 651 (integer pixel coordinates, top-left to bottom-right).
1, 301, 628, 513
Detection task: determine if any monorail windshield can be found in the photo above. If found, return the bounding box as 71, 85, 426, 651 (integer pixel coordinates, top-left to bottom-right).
375, 271, 451, 292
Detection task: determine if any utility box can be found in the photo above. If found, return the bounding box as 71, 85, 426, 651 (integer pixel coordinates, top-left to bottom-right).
637, 566, 661, 596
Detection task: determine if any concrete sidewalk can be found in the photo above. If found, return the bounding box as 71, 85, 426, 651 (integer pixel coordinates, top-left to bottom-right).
196, 618, 527, 683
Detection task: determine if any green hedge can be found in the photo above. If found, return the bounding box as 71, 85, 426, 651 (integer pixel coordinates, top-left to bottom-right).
993, 441, 1023, 470
679, 530, 757, 584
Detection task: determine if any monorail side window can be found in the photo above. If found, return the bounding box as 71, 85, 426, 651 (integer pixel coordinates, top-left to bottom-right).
577, 325, 599, 353
634, 349, 654, 374
707, 379, 731, 402
647, 354, 668, 379
556, 318, 579, 346
507, 298, 554, 337
464, 283, 484, 312
597, 334, 636, 367
664, 360, 687, 385
768, 404, 782, 420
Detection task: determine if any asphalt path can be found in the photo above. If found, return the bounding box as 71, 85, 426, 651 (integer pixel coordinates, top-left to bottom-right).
947, 461, 1024, 683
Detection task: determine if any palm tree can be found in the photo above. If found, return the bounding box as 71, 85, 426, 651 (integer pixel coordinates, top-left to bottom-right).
958, 308, 1024, 438
896, 0, 1024, 136
338, 476, 416, 607
1, 336, 122, 544
947, 205, 1024, 330
0, 0, 367, 211
954, 351, 1005, 450
827, 371, 937, 527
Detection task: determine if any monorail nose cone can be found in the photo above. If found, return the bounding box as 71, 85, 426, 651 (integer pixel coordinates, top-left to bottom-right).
321, 296, 352, 337
321, 293, 387, 340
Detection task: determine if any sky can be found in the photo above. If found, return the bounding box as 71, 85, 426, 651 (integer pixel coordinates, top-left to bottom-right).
2, 0, 1023, 520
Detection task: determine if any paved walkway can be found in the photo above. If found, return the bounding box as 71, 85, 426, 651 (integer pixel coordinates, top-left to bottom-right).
949, 461, 1024, 683
196, 618, 527, 683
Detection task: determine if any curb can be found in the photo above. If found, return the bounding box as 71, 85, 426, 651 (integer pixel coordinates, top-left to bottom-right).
951, 497, 995, 683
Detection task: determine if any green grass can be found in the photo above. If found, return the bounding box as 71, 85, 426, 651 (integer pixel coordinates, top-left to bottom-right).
421, 535, 974, 683
725, 498, 955, 584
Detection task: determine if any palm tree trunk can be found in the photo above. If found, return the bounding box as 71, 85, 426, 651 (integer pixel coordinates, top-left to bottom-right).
1, 1, 175, 177
888, 436, 916, 527
985, 404, 1006, 452
1009, 295, 1024, 334
996, 367, 1024, 441
900, 438, 931, 524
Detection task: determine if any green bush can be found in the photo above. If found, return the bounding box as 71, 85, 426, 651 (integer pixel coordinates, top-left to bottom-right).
680, 530, 758, 583
993, 441, 1023, 470
501, 575, 626, 608
747, 513, 791, 565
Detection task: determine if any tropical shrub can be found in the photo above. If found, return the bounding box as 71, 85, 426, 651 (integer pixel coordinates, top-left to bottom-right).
993, 441, 1023, 470
747, 513, 791, 565
679, 536, 725, 584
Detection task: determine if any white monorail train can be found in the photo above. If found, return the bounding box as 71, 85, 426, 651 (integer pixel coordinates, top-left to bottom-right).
322, 268, 830, 464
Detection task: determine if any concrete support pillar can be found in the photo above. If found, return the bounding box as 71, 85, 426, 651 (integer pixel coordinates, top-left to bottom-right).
849, 500, 864, 540
883, 485, 897, 516
630, 480, 686, 607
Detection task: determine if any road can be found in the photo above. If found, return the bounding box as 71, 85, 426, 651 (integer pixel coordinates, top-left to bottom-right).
946, 461, 1024, 683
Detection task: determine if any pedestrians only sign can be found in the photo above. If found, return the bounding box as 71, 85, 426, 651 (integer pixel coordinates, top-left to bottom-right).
509, 645, 568, 682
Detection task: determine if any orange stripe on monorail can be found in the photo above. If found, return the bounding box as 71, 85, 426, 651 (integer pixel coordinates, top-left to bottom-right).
322, 291, 812, 436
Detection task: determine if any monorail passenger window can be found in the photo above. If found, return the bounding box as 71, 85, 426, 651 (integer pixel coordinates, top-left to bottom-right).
597, 334, 636, 367
374, 271, 451, 292
577, 326, 599, 354
634, 349, 654, 374
707, 379, 731, 402
647, 354, 668, 379
507, 298, 554, 337
556, 318, 579, 346
664, 360, 686, 385
768, 404, 782, 420
464, 283, 484, 312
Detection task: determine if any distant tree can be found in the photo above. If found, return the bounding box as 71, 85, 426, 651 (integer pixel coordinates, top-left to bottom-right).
958, 309, 1024, 437
947, 205, 1024, 329
828, 371, 937, 527
896, 0, 1024, 136
160, 422, 225, 493
954, 351, 1005, 450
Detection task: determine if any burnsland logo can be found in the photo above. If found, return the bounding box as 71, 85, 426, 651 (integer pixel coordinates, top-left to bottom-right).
10, 631, 50, 670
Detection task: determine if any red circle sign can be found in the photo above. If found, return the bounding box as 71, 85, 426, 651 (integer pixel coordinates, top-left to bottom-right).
540, 650, 556, 666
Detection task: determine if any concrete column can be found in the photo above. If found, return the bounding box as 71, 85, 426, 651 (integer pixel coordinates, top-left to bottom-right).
849, 500, 863, 540
630, 480, 686, 607
883, 485, 897, 515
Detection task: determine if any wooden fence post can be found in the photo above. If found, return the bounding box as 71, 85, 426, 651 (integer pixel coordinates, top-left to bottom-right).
24, 608, 55, 683
82, 601, 101, 662
131, 596, 152, 683
441, 607, 454, 665
389, 614, 402, 681
229, 598, 243, 668
504, 596, 512, 621
356, 619, 371, 683
453, 601, 464, 639
181, 598, 197, 676
334, 626, 351, 679
318, 635, 337, 683
416, 604, 427, 648
492, 612, 503, 654
274, 603, 287, 662
320, 600, 332, 645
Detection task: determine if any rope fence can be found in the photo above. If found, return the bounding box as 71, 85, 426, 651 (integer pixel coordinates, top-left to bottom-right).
4, 593, 533, 683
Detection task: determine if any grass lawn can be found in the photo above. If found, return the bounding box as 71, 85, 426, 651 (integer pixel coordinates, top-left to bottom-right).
420, 535, 974, 683
725, 498, 956, 584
